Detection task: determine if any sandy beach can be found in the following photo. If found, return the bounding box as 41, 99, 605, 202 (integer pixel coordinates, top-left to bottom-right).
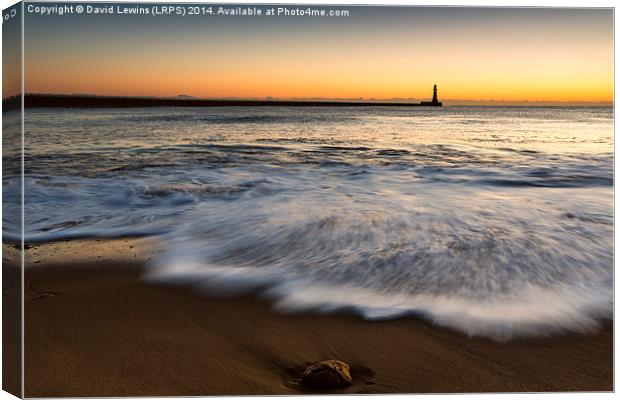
10, 238, 611, 397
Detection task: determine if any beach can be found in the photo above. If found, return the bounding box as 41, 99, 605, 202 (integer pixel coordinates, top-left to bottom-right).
17, 238, 612, 397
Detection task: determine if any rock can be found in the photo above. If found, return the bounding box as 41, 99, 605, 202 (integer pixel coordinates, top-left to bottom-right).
301, 360, 352, 389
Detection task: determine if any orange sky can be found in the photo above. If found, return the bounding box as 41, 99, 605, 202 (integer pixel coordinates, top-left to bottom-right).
12, 7, 615, 103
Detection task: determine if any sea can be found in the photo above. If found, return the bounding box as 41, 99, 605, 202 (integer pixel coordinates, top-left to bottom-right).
2, 106, 614, 340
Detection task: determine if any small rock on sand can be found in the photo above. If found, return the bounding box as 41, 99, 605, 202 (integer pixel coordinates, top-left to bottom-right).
301, 360, 352, 389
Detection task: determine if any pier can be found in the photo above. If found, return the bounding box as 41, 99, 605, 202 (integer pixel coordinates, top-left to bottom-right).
4, 85, 443, 110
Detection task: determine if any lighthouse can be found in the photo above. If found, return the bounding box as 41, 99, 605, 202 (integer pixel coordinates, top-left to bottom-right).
420, 84, 442, 106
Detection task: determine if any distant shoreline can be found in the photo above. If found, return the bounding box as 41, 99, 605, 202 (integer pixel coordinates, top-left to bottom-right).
4, 94, 443, 111
2, 94, 612, 110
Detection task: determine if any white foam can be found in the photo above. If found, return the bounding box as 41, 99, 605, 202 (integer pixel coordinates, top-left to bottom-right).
145, 261, 611, 341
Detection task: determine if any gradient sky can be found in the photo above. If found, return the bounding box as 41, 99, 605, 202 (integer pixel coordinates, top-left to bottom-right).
15, 5, 615, 102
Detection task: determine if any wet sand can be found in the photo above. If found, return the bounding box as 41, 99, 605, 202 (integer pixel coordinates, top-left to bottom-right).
12, 238, 613, 397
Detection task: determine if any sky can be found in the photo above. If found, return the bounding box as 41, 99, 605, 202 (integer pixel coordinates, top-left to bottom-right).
6, 5, 615, 103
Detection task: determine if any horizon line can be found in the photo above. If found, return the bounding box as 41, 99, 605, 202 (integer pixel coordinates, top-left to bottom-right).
5, 92, 614, 106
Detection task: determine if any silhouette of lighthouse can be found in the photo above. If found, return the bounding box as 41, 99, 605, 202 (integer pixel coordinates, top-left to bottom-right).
421, 84, 442, 106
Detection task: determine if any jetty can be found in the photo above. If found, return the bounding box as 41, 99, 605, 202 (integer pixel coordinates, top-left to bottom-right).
3, 85, 443, 110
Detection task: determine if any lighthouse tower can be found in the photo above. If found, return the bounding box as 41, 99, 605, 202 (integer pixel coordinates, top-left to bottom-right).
420, 84, 442, 106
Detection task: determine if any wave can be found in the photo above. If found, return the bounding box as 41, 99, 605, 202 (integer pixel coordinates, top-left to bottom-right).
146, 264, 611, 341
19, 142, 614, 190
143, 190, 612, 341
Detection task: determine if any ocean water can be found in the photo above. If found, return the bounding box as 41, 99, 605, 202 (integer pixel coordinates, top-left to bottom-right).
4, 106, 613, 340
